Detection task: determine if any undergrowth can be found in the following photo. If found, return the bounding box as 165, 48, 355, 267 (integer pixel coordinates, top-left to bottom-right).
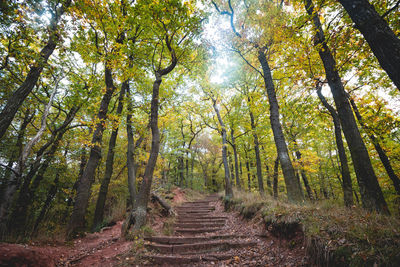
224, 190, 400, 267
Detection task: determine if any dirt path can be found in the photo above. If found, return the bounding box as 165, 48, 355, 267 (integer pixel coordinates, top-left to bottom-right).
1, 194, 309, 266
0, 221, 131, 267
140, 195, 309, 266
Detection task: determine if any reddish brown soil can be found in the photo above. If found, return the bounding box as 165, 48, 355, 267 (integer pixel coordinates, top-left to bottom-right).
0, 192, 309, 267
171, 187, 186, 205
0, 221, 131, 267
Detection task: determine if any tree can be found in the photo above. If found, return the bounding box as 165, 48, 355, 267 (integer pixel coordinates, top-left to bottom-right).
210, 93, 234, 198
212, 0, 304, 202
0, 0, 71, 139
303, 0, 389, 214
337, 0, 400, 91
124, 0, 203, 232
92, 81, 127, 231
317, 84, 354, 207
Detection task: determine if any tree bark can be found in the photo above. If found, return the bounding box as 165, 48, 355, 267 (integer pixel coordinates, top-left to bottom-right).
348, 96, 400, 196
337, 0, 400, 91
212, 97, 234, 198
247, 98, 265, 195
178, 156, 185, 187
257, 49, 303, 202
151, 193, 173, 216
128, 73, 162, 231
230, 130, 241, 189
228, 150, 234, 185
245, 150, 251, 192
66, 66, 116, 239
179, 120, 186, 187
92, 81, 127, 231
126, 84, 143, 208
124, 41, 178, 234
317, 87, 354, 207
305, 0, 389, 214
294, 149, 314, 201
265, 163, 272, 190
273, 156, 279, 199
0, 1, 71, 139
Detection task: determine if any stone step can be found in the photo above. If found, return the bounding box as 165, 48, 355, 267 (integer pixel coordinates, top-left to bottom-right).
177, 213, 213, 217
177, 206, 215, 210
177, 210, 214, 213
177, 216, 228, 220
175, 222, 225, 228
175, 227, 223, 234
177, 209, 214, 213
146, 240, 257, 254
144, 234, 246, 244
143, 253, 233, 265
184, 201, 213, 204
177, 219, 227, 224
177, 214, 213, 218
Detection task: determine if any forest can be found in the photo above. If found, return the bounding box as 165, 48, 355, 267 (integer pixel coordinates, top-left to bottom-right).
0, 0, 400, 265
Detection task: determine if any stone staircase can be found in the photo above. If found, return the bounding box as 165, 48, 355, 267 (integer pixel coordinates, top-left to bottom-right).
143, 195, 256, 265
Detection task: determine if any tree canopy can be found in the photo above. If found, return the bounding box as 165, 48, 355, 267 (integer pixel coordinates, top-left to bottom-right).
0, 0, 399, 239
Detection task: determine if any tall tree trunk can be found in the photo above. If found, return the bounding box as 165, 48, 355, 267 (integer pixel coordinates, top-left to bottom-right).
273, 156, 279, 199
230, 130, 241, 189
317, 87, 354, 207
228, 150, 235, 185
305, 0, 389, 214
257, 49, 303, 202
130, 73, 162, 231
178, 156, 185, 187
265, 162, 272, 190
245, 153, 251, 192
348, 96, 400, 196
185, 153, 190, 188
212, 97, 234, 198
337, 0, 400, 91
190, 152, 195, 188
295, 149, 314, 201
0, 1, 71, 139
66, 66, 116, 239
126, 83, 143, 208
179, 121, 186, 187
92, 82, 127, 230
125, 43, 177, 233
247, 98, 265, 194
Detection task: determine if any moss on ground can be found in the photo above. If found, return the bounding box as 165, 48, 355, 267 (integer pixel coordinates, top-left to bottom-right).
224, 190, 400, 266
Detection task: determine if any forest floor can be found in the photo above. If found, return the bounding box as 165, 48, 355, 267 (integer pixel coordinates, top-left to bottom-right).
0, 189, 309, 266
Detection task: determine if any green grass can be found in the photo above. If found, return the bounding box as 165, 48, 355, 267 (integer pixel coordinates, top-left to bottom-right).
224, 190, 400, 266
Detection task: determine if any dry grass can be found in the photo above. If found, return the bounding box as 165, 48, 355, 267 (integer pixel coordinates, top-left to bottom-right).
224, 190, 400, 266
